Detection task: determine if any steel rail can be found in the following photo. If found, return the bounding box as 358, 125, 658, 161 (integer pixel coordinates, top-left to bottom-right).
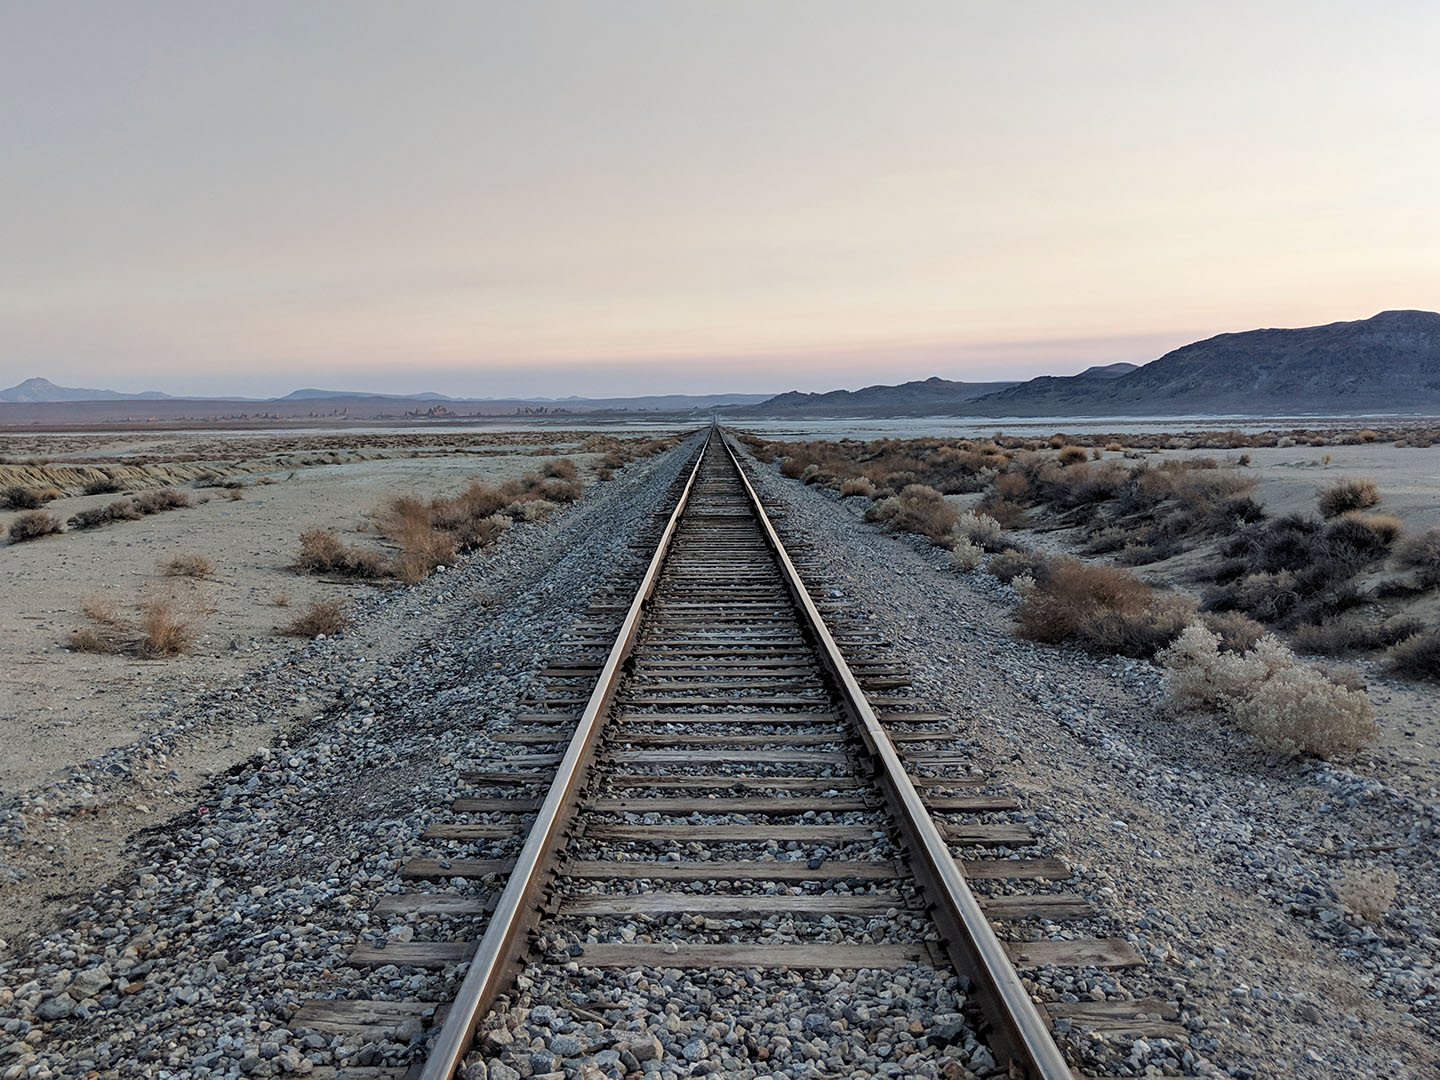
419, 428, 713, 1080
720, 432, 1074, 1080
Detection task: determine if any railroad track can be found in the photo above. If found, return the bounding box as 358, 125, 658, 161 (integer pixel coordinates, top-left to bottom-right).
298, 428, 1186, 1079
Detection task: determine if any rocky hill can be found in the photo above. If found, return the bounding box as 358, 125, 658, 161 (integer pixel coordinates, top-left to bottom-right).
741, 376, 1019, 417
0, 377, 171, 402
966, 310, 1440, 416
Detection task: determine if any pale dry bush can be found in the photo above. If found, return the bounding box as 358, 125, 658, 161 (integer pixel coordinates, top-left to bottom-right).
840, 477, 876, 498
68, 627, 117, 653
1336, 866, 1398, 924
137, 596, 194, 657
1317, 477, 1380, 518
1011, 572, 1038, 598
81, 593, 121, 625
954, 510, 1004, 551
1159, 625, 1377, 757
271, 591, 292, 608
949, 538, 983, 571
160, 552, 214, 578
279, 599, 352, 637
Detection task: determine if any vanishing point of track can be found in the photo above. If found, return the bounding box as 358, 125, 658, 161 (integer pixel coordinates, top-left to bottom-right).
298, 428, 1174, 1079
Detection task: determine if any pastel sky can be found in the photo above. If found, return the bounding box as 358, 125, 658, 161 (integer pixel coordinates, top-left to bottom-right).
2, 2, 1437, 398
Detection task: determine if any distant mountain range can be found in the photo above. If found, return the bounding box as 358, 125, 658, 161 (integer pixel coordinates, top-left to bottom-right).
740, 310, 1440, 418
6, 310, 1437, 421
746, 377, 1020, 418
0, 378, 769, 413
0, 377, 173, 403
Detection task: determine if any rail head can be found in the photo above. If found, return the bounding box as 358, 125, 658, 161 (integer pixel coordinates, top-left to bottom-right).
419, 428, 713, 1080
719, 431, 1074, 1080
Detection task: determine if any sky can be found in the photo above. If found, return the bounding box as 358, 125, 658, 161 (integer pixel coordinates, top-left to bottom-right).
1, 2, 1437, 399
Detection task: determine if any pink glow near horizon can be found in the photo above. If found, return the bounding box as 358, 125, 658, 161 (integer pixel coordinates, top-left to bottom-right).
1, 3, 1436, 398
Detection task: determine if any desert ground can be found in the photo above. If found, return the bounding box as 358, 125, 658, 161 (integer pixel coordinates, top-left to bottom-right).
0, 419, 1436, 1078
0, 426, 685, 948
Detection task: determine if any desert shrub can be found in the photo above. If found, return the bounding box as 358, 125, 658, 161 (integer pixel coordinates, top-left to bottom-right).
509, 498, 557, 523
779, 457, 809, 479
295, 528, 390, 578
1336, 867, 1398, 923
978, 495, 1029, 528
132, 488, 191, 513
1015, 558, 1194, 657
537, 478, 583, 503
1, 486, 58, 510
271, 591, 292, 608
160, 553, 214, 578
68, 627, 117, 653
137, 597, 193, 657
393, 526, 459, 585
1318, 477, 1380, 518
1199, 610, 1266, 653
1396, 526, 1440, 587
279, 599, 352, 637
1011, 571, 1039, 598
1292, 613, 1424, 656
991, 472, 1030, 501
107, 499, 142, 521
1056, 445, 1088, 465
542, 458, 578, 480
949, 539, 983, 571
67, 507, 112, 530
1390, 630, 1440, 679
954, 510, 1004, 551
227, 487, 244, 501
82, 477, 122, 495
840, 477, 876, 498
1104, 442, 1124, 453
7, 510, 63, 542
987, 548, 1050, 585
1158, 625, 1376, 756
1341, 512, 1403, 545
864, 484, 957, 544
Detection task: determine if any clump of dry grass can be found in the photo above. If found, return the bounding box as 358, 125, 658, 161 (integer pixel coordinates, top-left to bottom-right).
295, 528, 389, 578
1318, 477, 1381, 518
1396, 525, 1440, 587
68, 626, 117, 653
67, 488, 191, 531
1158, 624, 1376, 757
839, 477, 876, 498
1336, 867, 1398, 924
542, 458, 578, 480
1340, 512, 1403, 545
1, 485, 60, 510
1014, 557, 1193, 658
271, 591, 292, 607
864, 484, 957, 544
1056, 445, 1089, 465
7, 510, 64, 542
279, 599, 353, 637
137, 596, 194, 657
227, 486, 244, 501
82, 476, 122, 496
160, 552, 214, 578
1389, 630, 1440, 679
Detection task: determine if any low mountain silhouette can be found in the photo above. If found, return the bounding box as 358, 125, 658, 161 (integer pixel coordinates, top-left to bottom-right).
743, 376, 1019, 417
0, 377, 171, 402
966, 310, 1440, 416
742, 311, 1440, 418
